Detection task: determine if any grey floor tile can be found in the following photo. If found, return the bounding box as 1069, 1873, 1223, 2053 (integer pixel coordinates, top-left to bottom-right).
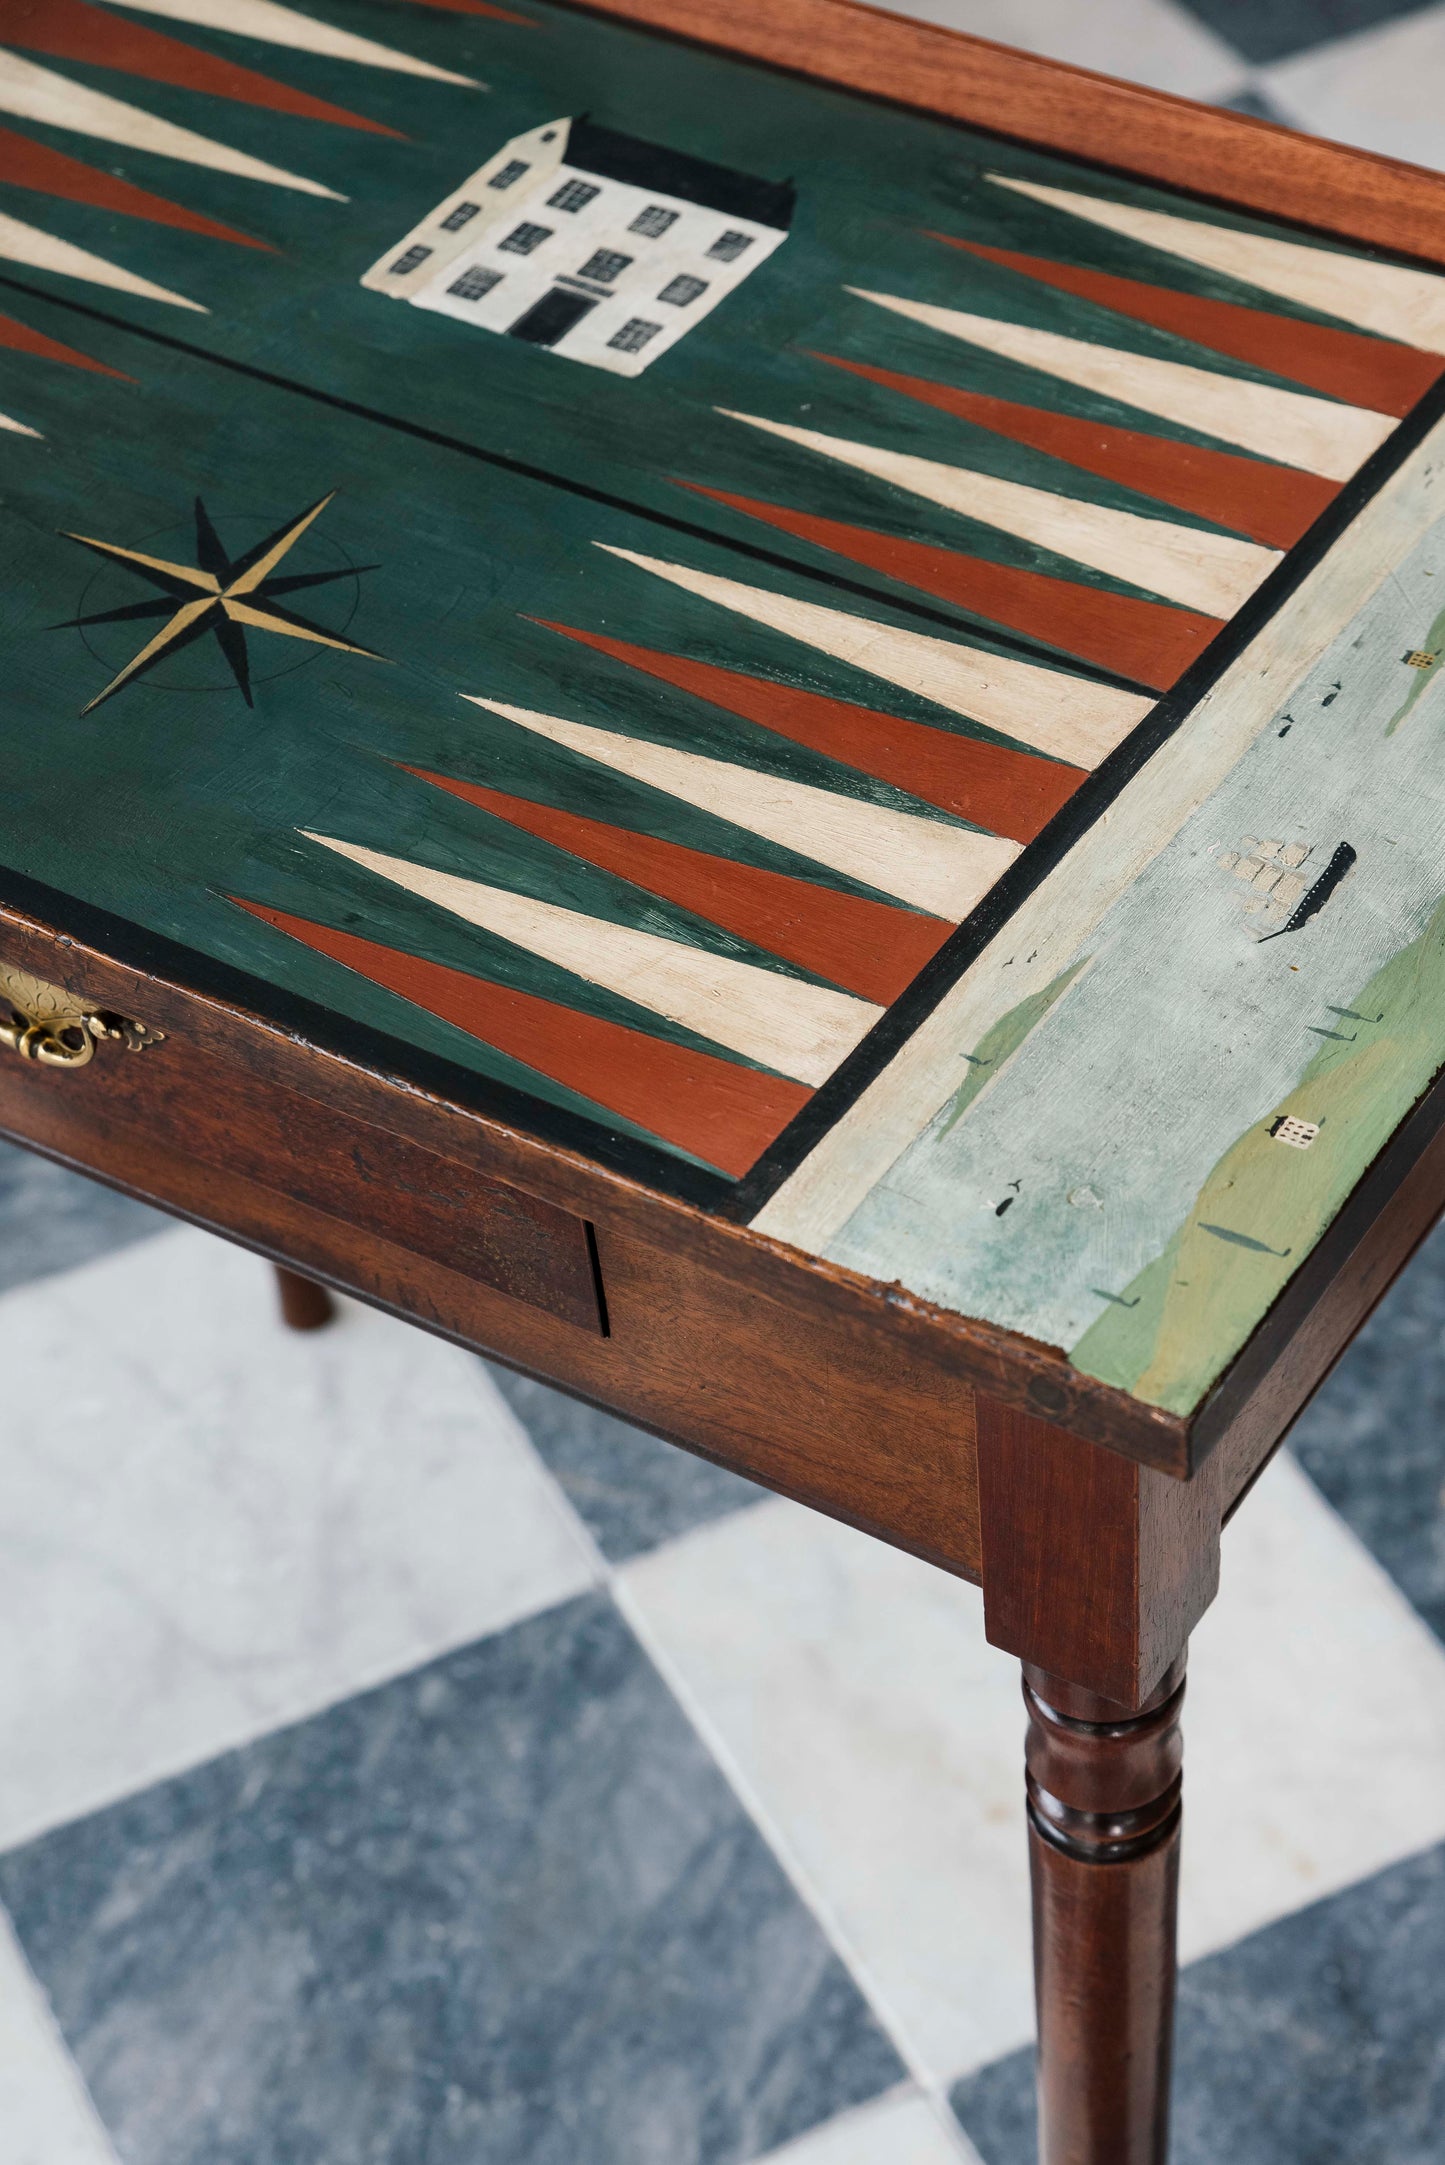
489, 1364, 766, 1563
1, 1593, 903, 2165
952, 1839, 1445, 2164
1217, 85, 1294, 121
1176, 0, 1439, 64
949, 2047, 1036, 2165
0, 1138, 166, 1295
1287, 1218, 1445, 1645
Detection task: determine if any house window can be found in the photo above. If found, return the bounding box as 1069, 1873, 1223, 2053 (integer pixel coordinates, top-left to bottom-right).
608, 317, 662, 354
440, 201, 481, 233
500, 222, 553, 255
448, 263, 504, 301
708, 229, 753, 262
489, 159, 530, 190
578, 248, 633, 284
389, 244, 432, 276
630, 203, 679, 238
549, 178, 601, 213
659, 273, 707, 306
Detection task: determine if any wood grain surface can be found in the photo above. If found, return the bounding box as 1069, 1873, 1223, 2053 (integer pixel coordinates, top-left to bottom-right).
1025, 1660, 1185, 2165
585, 0, 1445, 266
0, 999, 987, 1579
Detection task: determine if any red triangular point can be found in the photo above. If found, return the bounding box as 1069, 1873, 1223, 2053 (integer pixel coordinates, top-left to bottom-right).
806, 350, 1337, 551
400, 765, 953, 1005
926, 231, 1443, 419
0, 123, 274, 251
523, 616, 1084, 846
0, 311, 131, 380
678, 479, 1219, 691
0, 0, 404, 139
232, 897, 809, 1178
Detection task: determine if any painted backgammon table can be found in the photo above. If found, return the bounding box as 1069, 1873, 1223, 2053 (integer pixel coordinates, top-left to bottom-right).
0, 0, 1443, 2155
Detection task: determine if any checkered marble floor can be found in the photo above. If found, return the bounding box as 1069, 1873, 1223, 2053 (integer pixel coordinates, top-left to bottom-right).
3, 1151, 1445, 2165
3, 6, 1444, 2157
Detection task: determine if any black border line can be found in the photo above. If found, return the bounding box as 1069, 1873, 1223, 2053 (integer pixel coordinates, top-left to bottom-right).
3, 292, 1442, 1219
725, 366, 1445, 1218
546, 0, 1445, 1214
0, 25, 1441, 1218
0, 270, 1150, 696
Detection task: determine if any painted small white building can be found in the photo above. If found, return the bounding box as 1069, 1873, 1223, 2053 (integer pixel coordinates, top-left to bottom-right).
363, 115, 795, 377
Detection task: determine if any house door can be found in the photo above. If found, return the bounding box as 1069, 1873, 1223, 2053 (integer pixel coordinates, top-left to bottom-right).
509, 288, 599, 347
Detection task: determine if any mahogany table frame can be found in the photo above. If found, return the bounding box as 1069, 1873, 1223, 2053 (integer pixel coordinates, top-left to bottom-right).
4, 5, 1445, 2158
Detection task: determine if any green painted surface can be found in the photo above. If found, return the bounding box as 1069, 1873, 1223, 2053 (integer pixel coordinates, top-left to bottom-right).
0, 0, 1438, 1215
0, 298, 1022, 1175
1071, 894, 1445, 1411
938, 960, 1087, 1137
1386, 603, 1445, 734
0, 0, 1422, 652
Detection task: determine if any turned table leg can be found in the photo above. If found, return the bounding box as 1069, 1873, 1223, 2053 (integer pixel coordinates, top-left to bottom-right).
1024, 1658, 1186, 2165
273, 1265, 337, 1332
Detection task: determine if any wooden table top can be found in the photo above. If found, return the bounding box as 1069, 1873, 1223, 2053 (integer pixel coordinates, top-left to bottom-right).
1, 0, 1443, 1474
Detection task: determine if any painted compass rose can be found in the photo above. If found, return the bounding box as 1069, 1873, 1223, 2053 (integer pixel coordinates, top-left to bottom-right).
59, 491, 385, 714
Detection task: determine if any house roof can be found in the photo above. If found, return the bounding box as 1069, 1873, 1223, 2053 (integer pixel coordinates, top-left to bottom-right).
565, 117, 795, 229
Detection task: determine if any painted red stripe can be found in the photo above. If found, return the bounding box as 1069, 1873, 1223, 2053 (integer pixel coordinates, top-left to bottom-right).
0, 123, 271, 250
528, 619, 1083, 846
233, 899, 809, 1177
0, 0, 402, 138
681, 480, 1217, 690
404, 767, 953, 1004
0, 308, 129, 378
931, 233, 1443, 418
810, 351, 1336, 550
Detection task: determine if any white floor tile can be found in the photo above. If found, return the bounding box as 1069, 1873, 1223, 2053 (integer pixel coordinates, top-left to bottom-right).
0, 1228, 597, 1850
1182, 1449, 1445, 1960
0, 1908, 119, 2165
756, 2089, 979, 2164
869, 0, 1249, 101
621, 1453, 1445, 2087
1262, 10, 1445, 173
621, 1497, 1034, 2083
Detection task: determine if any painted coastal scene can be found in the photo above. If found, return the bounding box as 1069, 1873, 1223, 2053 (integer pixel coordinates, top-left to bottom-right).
822, 427, 1445, 1412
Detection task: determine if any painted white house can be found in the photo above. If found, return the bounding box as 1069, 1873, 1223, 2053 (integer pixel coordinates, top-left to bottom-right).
362, 115, 795, 377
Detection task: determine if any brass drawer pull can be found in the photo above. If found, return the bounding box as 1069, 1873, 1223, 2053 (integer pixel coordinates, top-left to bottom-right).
0, 962, 163, 1069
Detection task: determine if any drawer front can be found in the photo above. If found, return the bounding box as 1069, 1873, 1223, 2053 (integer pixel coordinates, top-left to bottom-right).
0, 978, 605, 1334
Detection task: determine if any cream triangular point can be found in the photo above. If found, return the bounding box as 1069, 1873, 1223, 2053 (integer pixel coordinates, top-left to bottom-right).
107, 0, 482, 86
0, 208, 205, 310
988, 173, 1445, 356
0, 50, 343, 200
719, 407, 1278, 619
305, 832, 877, 1087
463, 696, 1019, 922
597, 544, 1151, 768
0, 410, 41, 438
848, 289, 1392, 482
